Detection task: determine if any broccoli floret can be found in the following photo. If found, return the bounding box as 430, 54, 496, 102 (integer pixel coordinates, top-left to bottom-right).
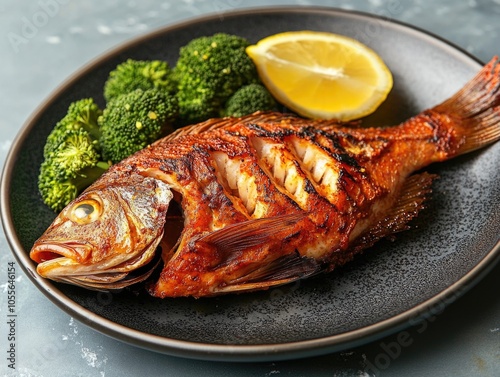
223, 83, 277, 117
99, 88, 179, 163
49, 129, 102, 179
38, 128, 110, 212
174, 33, 260, 125
104, 59, 177, 102
39, 99, 110, 211
44, 98, 102, 157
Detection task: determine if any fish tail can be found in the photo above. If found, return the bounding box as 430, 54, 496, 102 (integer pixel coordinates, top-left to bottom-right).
432, 56, 500, 155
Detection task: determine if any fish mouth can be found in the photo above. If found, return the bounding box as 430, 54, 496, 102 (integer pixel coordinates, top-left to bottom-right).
31, 241, 93, 264
30, 240, 161, 291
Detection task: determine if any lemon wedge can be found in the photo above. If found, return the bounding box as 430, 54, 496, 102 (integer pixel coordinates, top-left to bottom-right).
246, 31, 393, 121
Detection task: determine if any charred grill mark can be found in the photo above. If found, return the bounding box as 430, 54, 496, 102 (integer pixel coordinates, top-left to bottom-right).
297, 128, 367, 172
313, 129, 345, 152
281, 231, 301, 244
210, 149, 272, 219
250, 135, 343, 220
419, 111, 462, 155
297, 126, 320, 139
159, 158, 191, 182
247, 122, 298, 139
304, 179, 316, 194
338, 169, 361, 210
174, 146, 251, 233
327, 130, 389, 162
246, 123, 269, 135
251, 137, 300, 195
211, 152, 250, 214
201, 180, 234, 210
211, 141, 307, 221
334, 152, 361, 169
421, 111, 444, 143
203, 132, 249, 157
286, 136, 342, 203
293, 128, 384, 212
329, 132, 347, 151
298, 130, 387, 213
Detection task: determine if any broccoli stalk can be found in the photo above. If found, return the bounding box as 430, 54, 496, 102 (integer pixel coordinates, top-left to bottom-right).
174, 33, 260, 125
38, 128, 110, 212
98, 88, 179, 163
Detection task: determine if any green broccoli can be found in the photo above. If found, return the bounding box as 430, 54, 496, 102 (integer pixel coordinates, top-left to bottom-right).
103, 59, 177, 102
223, 83, 277, 117
174, 33, 260, 125
99, 88, 179, 163
38, 128, 110, 212
43, 98, 102, 157
38, 98, 110, 211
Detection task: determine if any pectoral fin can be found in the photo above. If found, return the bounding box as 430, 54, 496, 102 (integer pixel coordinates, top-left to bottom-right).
215, 252, 320, 293
197, 212, 307, 254
197, 212, 319, 293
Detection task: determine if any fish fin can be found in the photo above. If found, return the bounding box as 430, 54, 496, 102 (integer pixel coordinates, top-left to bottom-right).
352, 172, 436, 251
196, 212, 317, 293
197, 212, 307, 254
433, 56, 500, 155
158, 111, 341, 143
215, 252, 320, 293
159, 117, 241, 142
159, 112, 294, 142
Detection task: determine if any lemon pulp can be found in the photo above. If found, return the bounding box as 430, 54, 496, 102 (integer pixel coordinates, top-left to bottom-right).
246, 31, 393, 121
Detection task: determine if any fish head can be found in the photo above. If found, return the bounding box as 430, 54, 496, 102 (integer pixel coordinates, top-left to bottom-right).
30, 173, 173, 290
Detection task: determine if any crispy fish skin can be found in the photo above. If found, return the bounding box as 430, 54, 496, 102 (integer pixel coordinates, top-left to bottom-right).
31, 57, 500, 297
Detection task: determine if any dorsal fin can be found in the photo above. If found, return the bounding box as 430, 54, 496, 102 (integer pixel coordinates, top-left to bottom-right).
156, 111, 350, 144
156, 112, 293, 143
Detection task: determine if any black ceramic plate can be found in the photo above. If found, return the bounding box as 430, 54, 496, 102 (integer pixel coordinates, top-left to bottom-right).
1, 7, 499, 362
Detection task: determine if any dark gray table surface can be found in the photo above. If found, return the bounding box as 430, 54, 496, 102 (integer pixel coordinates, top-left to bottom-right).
1, 1, 498, 376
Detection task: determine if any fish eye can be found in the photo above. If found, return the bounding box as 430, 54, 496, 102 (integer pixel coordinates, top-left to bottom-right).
74, 203, 94, 218
69, 198, 102, 224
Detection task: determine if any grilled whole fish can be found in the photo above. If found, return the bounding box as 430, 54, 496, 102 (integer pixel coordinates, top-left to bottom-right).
31, 57, 500, 298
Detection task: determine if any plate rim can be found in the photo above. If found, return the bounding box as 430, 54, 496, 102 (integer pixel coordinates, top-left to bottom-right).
1, 6, 499, 362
